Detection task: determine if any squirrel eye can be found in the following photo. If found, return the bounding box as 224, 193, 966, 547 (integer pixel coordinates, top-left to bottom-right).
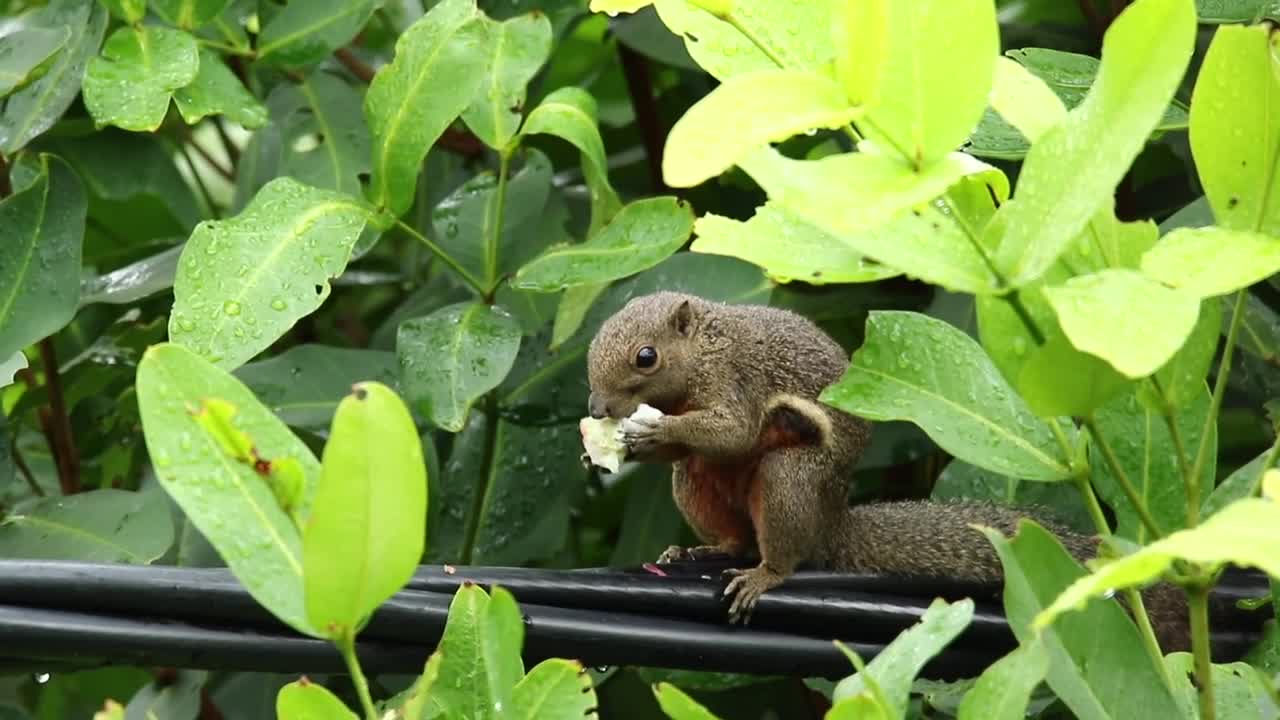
635, 346, 658, 369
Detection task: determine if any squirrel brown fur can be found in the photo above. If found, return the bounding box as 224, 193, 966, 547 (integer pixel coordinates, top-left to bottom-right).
586, 291, 1189, 651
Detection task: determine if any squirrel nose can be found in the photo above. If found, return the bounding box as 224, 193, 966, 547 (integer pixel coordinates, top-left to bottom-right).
588, 393, 610, 419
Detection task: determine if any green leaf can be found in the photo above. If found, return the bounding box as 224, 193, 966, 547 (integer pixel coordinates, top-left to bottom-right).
519, 86, 622, 235
831, 0, 887, 108
822, 311, 1072, 481
1036, 496, 1280, 630
461, 11, 553, 150
933, 459, 1094, 534
982, 522, 1184, 720
151, 0, 233, 30
609, 466, 688, 566
551, 283, 608, 351
365, 0, 491, 217
1204, 449, 1269, 518
125, 669, 206, 720
136, 342, 321, 636
992, 0, 1196, 286
0, 489, 173, 563
304, 382, 426, 638
168, 177, 372, 371
1195, 0, 1280, 22
1188, 24, 1280, 236
1044, 269, 1201, 378
98, 0, 146, 23
256, 0, 377, 68
0, 26, 71, 98
397, 301, 522, 432
740, 144, 1002, 237
833, 599, 974, 714
394, 652, 444, 720
1142, 294, 1221, 410
173, 48, 267, 128
0, 154, 86, 362
651, 0, 835, 81
956, 640, 1050, 720
1090, 390, 1214, 542
428, 585, 526, 720
82, 25, 199, 133
1017, 334, 1130, 418
510, 660, 597, 720
662, 69, 863, 188
1142, 227, 1280, 299
265, 71, 372, 197
986, 56, 1066, 144
852, 0, 998, 167
511, 197, 695, 292
0, 0, 108, 154
691, 203, 899, 285
1166, 653, 1277, 720
275, 678, 358, 720
653, 682, 722, 720
234, 344, 398, 429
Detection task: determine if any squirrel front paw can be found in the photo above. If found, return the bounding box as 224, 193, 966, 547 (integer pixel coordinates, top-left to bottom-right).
620, 413, 669, 456
723, 565, 784, 624
656, 544, 733, 564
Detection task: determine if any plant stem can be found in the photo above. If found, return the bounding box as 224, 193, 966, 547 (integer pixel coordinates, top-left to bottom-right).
485, 149, 513, 294
334, 47, 376, 83
177, 143, 221, 220
38, 340, 79, 495
1248, 432, 1280, 499
211, 117, 240, 167
336, 631, 378, 720
1146, 377, 1197, 527
394, 219, 487, 296
1188, 584, 1216, 720
1075, 474, 1111, 534
185, 134, 235, 181
617, 42, 667, 193
11, 446, 43, 497
1190, 289, 1245, 518
1084, 417, 1163, 540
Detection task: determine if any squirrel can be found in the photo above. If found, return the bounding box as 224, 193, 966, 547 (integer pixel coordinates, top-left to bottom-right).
586, 291, 1190, 651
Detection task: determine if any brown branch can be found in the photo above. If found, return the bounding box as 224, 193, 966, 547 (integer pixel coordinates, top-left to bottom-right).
212, 117, 240, 167
334, 47, 376, 83
11, 446, 43, 497
0, 153, 11, 198
1076, 0, 1106, 40
38, 339, 79, 494
186, 136, 235, 181
617, 42, 667, 193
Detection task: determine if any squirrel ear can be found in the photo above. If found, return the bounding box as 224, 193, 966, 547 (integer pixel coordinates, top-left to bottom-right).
671, 299, 694, 336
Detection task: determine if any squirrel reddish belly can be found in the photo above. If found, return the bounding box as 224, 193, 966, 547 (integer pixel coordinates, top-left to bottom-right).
585, 291, 1189, 651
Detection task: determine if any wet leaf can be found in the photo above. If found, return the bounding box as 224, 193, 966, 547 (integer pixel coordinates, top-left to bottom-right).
691, 203, 899, 285
167, 177, 372, 371
173, 48, 267, 128
80, 245, 183, 308
397, 301, 522, 432
255, 0, 377, 68
461, 11, 553, 149
151, 0, 233, 29
982, 522, 1184, 720
1142, 227, 1280, 299
1165, 654, 1275, 720
0, 0, 108, 153
304, 382, 426, 638
510, 660, 597, 720
663, 69, 862, 187
511, 197, 694, 292
1141, 295, 1221, 410
653, 682, 721, 720
650, 0, 835, 81
1017, 334, 1130, 418
0, 26, 70, 98
0, 153, 86, 363
0, 489, 173, 563
427, 585, 525, 719
263, 71, 372, 197
275, 678, 357, 720
365, 0, 491, 217
136, 342, 321, 636
957, 640, 1050, 720
985, 56, 1067, 144
234, 344, 398, 429
1044, 269, 1201, 378
822, 311, 1072, 481
82, 25, 199, 132
992, 0, 1196, 286
99, 0, 146, 23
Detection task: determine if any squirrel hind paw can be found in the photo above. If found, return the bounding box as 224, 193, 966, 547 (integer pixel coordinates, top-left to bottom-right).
723, 566, 783, 625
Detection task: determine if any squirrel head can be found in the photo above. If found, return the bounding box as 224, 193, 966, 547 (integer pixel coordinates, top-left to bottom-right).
586, 291, 703, 419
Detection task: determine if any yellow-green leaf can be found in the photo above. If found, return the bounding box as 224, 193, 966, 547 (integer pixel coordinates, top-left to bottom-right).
1142, 226, 1280, 298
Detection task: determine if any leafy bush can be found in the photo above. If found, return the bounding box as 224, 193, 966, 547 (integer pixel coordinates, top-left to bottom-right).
3, 0, 1280, 717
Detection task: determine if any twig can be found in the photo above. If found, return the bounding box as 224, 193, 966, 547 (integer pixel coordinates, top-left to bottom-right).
185, 135, 235, 182
38, 340, 79, 495
394, 219, 486, 295
211, 117, 240, 167
616, 42, 667, 193
0, 153, 11, 197
11, 446, 43, 497
178, 142, 222, 220
1190, 290, 1247, 523
334, 47, 376, 83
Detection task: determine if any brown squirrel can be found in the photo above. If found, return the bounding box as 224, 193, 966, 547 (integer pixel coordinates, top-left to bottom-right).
586, 291, 1189, 650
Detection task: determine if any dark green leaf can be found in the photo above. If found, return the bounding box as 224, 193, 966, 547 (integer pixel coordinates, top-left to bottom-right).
653, 682, 721, 720
0, 489, 173, 563
82, 25, 199, 132
262, 71, 372, 197
609, 465, 687, 566
0, 26, 70, 98
822, 311, 1072, 481
234, 344, 398, 429
982, 522, 1183, 720
365, 0, 491, 217
1142, 295, 1221, 410
0, 0, 108, 154
152, 0, 233, 29
0, 153, 86, 362
136, 343, 321, 636
461, 11, 553, 150
173, 48, 267, 128
1165, 653, 1275, 720
512, 197, 695, 292
956, 640, 1050, 720
255, 0, 377, 68
1196, 0, 1280, 22
124, 670, 205, 720
304, 382, 425, 638
80, 245, 183, 308
168, 178, 372, 371
1204, 450, 1270, 518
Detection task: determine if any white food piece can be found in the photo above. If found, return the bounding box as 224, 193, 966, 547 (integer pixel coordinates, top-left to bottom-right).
579, 403, 663, 473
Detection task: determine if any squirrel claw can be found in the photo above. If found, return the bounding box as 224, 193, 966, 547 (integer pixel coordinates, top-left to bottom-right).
722, 566, 783, 625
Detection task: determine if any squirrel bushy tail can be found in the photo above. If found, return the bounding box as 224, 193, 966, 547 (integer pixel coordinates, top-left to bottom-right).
829, 499, 1190, 652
